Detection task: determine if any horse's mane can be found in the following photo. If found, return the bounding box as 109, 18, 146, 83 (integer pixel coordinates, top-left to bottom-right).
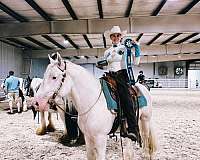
64, 60, 99, 85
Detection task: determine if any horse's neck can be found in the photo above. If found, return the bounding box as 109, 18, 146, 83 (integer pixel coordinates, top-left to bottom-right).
67, 63, 101, 114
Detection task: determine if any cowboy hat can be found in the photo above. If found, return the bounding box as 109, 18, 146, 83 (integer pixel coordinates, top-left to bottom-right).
104, 26, 127, 39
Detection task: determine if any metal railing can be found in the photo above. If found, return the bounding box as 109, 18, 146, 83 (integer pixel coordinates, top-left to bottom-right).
146, 79, 188, 88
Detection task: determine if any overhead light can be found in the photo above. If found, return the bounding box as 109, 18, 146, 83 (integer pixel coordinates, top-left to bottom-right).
64, 40, 69, 44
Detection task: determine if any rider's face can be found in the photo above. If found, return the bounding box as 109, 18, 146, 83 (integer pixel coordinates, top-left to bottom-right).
110, 33, 122, 44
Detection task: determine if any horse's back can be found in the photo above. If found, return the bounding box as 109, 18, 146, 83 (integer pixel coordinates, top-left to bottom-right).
31, 78, 43, 91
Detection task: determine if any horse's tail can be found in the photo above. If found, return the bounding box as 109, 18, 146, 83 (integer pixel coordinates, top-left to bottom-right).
148, 122, 157, 157
139, 119, 158, 159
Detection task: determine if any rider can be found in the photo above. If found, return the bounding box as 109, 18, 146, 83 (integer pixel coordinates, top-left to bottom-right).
103, 26, 141, 142
137, 70, 145, 84
4, 71, 21, 114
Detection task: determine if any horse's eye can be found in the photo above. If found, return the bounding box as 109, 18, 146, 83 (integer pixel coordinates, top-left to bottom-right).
52, 77, 56, 80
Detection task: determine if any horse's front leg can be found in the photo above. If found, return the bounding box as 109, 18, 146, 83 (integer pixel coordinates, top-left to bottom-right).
36, 111, 46, 135
56, 106, 67, 136
94, 135, 107, 160
46, 112, 56, 132
85, 135, 96, 160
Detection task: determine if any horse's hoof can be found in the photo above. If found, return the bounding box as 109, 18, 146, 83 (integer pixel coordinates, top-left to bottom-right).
46, 125, 55, 132
59, 135, 72, 146
36, 128, 46, 135
75, 136, 85, 146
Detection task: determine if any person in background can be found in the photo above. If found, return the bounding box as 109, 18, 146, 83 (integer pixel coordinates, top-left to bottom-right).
4, 71, 21, 114
103, 26, 141, 142
137, 70, 145, 84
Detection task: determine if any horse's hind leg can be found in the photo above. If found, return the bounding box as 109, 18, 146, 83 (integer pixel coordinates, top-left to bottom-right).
23, 99, 28, 111
140, 119, 151, 159
36, 111, 46, 135
46, 112, 56, 132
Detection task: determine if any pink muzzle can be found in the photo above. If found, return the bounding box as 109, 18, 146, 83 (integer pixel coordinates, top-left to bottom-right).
34, 97, 49, 112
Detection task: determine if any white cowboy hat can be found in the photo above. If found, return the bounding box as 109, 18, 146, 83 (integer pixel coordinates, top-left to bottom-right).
104, 26, 127, 39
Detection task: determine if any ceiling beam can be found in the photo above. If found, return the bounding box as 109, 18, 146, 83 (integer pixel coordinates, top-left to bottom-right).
161, 33, 182, 45
97, 0, 103, 19
62, 0, 78, 20
25, 0, 53, 21
62, 34, 79, 49
42, 35, 65, 49
175, 33, 199, 44
102, 34, 106, 48
30, 43, 200, 58
1, 15, 200, 38
71, 53, 200, 64
74, 56, 80, 59
125, 0, 134, 17
30, 52, 200, 64
178, 0, 200, 14
146, 33, 163, 45
24, 37, 52, 49
190, 38, 200, 43
6, 38, 37, 49
0, 1, 48, 50
83, 34, 93, 48
0, 2, 28, 22
151, 0, 167, 16
61, 0, 85, 50
136, 33, 143, 42
0, 39, 21, 48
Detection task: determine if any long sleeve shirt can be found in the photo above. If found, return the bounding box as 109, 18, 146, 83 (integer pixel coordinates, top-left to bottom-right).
104, 42, 141, 72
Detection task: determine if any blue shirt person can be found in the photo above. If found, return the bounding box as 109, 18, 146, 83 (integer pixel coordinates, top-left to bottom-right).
4, 71, 21, 114
4, 74, 20, 93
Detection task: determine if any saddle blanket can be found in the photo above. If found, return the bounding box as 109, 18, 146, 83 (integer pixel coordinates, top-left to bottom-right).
100, 79, 148, 111
100, 79, 118, 111
138, 95, 147, 108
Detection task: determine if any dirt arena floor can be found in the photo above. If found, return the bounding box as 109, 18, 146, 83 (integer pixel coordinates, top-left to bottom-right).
0, 89, 200, 160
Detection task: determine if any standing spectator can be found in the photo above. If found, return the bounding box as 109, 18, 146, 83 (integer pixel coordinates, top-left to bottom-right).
4, 71, 21, 114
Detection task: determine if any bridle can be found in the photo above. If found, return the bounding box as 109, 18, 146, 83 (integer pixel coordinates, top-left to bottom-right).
47, 61, 67, 111
47, 60, 103, 117
51, 61, 67, 100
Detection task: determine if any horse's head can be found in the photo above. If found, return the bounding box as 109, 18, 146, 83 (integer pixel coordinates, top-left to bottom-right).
35, 52, 73, 111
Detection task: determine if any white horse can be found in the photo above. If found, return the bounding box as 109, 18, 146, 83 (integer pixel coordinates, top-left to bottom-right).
35, 53, 157, 160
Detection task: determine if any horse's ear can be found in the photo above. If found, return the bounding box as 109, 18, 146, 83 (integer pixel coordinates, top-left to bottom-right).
57, 52, 62, 66
49, 52, 62, 66
48, 54, 56, 64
